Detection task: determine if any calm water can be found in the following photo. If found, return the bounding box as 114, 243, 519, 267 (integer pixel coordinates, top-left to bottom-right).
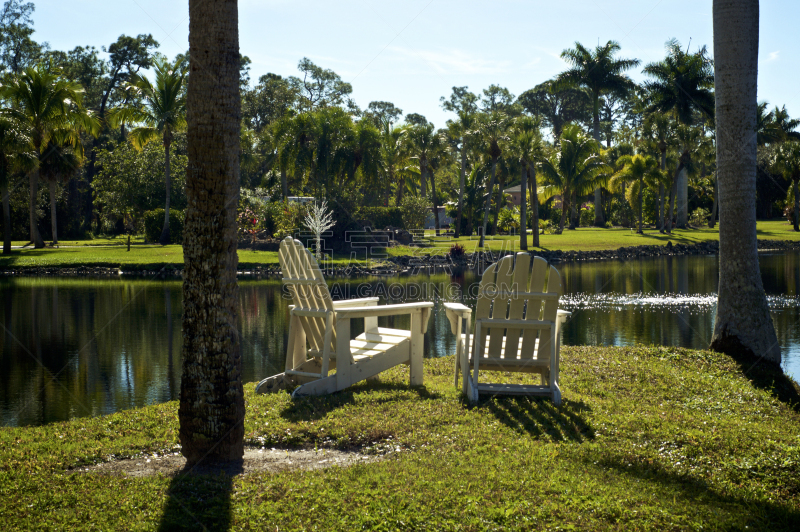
2, 251, 799, 427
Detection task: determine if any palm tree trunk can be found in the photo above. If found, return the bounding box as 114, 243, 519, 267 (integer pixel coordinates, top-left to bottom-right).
710, 0, 780, 364
455, 144, 466, 238
491, 172, 504, 236
709, 173, 719, 228
430, 169, 440, 236
2, 179, 10, 254
396, 175, 405, 205
793, 179, 799, 232
29, 166, 44, 248
160, 136, 172, 245
179, 0, 245, 466
592, 91, 605, 227
666, 175, 677, 234
676, 165, 688, 228
568, 192, 577, 230
420, 162, 426, 197
49, 179, 58, 245
281, 167, 288, 200
479, 158, 497, 247
519, 163, 527, 250
637, 178, 644, 234
558, 194, 568, 233
658, 183, 665, 232
529, 163, 539, 248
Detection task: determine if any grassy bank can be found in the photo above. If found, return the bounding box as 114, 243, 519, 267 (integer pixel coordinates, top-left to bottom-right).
1, 346, 798, 530
2, 220, 798, 271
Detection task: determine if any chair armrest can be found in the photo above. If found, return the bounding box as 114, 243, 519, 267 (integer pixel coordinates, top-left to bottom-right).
333, 297, 380, 308
557, 309, 572, 323
334, 301, 433, 320
444, 303, 471, 334
476, 318, 553, 330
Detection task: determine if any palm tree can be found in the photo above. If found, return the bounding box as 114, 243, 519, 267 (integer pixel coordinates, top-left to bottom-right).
39, 135, 82, 245
710, 0, 780, 365
406, 123, 443, 233
557, 40, 640, 226
610, 154, 661, 234
474, 112, 509, 247
379, 123, 411, 206
641, 113, 674, 232
508, 116, 545, 248
643, 39, 714, 228
446, 111, 476, 238
115, 57, 187, 245
538, 124, 608, 233
776, 141, 800, 231
0, 116, 34, 254
0, 64, 98, 248
179, 0, 244, 466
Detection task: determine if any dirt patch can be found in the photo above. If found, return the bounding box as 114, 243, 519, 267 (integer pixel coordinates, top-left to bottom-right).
79, 447, 383, 478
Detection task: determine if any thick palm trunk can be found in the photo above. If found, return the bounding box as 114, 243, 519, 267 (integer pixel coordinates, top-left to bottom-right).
676, 166, 688, 228
159, 137, 172, 245
29, 167, 44, 248
179, 0, 245, 466
49, 179, 58, 245
529, 163, 539, 248
519, 164, 527, 250
666, 174, 678, 234
455, 145, 466, 238
591, 92, 605, 226
479, 158, 497, 247
558, 194, 568, 233
710, 0, 780, 364
709, 174, 719, 228
568, 192, 577, 230
2, 179, 10, 254
793, 179, 799, 232
430, 169, 440, 236
281, 167, 288, 200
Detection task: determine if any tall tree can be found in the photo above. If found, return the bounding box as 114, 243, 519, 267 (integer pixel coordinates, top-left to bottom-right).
180, 0, 245, 465
1, 64, 98, 248
557, 41, 640, 226
610, 154, 661, 234
116, 57, 188, 245
364, 101, 403, 130
517, 80, 591, 141
475, 112, 508, 247
39, 135, 82, 245
289, 58, 353, 112
0, 1, 43, 75
508, 116, 545, 248
776, 141, 800, 232
0, 114, 32, 253
242, 73, 297, 132
441, 87, 478, 237
641, 113, 674, 232
643, 39, 714, 228
710, 0, 780, 365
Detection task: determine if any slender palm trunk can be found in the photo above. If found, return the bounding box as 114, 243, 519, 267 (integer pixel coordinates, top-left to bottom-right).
430, 168, 440, 236
568, 192, 577, 230
49, 179, 58, 245
659, 149, 667, 232
280, 167, 288, 200
558, 193, 568, 233
29, 165, 44, 248
710, 0, 780, 364
666, 174, 678, 234
529, 163, 539, 248
592, 92, 604, 226
479, 158, 497, 247
519, 163, 527, 250
676, 165, 689, 228
455, 144, 466, 238
709, 173, 719, 228
159, 136, 172, 245
179, 0, 245, 465
2, 179, 10, 254
395, 175, 405, 205
793, 179, 799, 232
491, 172, 504, 236
420, 161, 426, 197
384, 166, 393, 207
637, 178, 644, 234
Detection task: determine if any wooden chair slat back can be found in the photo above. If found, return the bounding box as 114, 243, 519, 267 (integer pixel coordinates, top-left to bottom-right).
535, 265, 562, 360
520, 256, 549, 356
279, 237, 336, 353
504, 253, 532, 359
487, 255, 515, 358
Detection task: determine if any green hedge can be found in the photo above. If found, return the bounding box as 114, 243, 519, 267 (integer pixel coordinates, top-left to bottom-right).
144, 209, 184, 244
358, 206, 404, 230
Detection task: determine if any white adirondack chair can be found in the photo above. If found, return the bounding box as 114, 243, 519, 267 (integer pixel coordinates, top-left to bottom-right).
256, 237, 433, 398
445, 253, 571, 404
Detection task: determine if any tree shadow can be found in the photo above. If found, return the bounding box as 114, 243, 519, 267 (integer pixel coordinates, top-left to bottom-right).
584, 451, 800, 530
727, 350, 800, 413
484, 396, 595, 443
280, 381, 443, 423
158, 459, 243, 532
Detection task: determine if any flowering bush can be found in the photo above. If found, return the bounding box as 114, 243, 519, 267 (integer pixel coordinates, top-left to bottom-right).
579, 203, 595, 227
449, 243, 466, 257
274, 202, 309, 239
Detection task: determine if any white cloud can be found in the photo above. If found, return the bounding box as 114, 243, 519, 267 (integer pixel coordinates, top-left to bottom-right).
768, 51, 780, 62
387, 46, 513, 76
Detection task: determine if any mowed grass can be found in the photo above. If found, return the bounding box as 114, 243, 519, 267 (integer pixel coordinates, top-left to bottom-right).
2, 220, 798, 270
1, 346, 798, 530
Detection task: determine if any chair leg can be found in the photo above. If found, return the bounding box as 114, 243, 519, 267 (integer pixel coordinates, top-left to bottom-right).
410, 312, 424, 386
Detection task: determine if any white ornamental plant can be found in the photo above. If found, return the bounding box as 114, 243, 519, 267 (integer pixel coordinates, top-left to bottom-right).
303, 200, 335, 261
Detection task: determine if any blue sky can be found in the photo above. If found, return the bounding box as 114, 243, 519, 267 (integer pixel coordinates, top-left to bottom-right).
32, 0, 799, 128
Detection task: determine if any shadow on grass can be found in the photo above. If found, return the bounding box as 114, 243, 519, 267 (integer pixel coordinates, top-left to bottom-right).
586, 451, 800, 530
280, 381, 443, 423
158, 460, 243, 532
728, 351, 800, 413
484, 396, 595, 443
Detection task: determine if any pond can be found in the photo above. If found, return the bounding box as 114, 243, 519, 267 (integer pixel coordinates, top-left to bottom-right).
2, 251, 799, 427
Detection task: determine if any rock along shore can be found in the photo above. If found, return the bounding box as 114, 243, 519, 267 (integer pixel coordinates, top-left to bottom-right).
1, 239, 799, 278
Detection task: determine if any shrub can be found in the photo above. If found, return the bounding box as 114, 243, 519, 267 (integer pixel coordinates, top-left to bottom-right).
358, 206, 404, 229
689, 207, 710, 227
144, 209, 184, 244
579, 203, 595, 227
274, 202, 308, 239
539, 219, 555, 235
497, 208, 520, 233
449, 243, 466, 257
400, 195, 429, 230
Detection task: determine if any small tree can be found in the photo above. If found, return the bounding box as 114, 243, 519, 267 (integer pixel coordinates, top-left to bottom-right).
400, 194, 428, 234
303, 200, 334, 261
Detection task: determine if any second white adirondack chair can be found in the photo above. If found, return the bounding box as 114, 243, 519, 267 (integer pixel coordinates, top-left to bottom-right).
256, 237, 433, 397
445, 252, 571, 404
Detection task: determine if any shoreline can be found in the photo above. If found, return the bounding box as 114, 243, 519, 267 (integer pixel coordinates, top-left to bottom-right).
1, 238, 799, 278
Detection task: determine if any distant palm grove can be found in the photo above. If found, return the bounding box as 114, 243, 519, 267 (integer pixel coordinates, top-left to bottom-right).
1, 0, 799, 254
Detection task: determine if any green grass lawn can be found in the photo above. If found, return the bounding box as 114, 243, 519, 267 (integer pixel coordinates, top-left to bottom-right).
0, 346, 798, 530
2, 220, 798, 271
